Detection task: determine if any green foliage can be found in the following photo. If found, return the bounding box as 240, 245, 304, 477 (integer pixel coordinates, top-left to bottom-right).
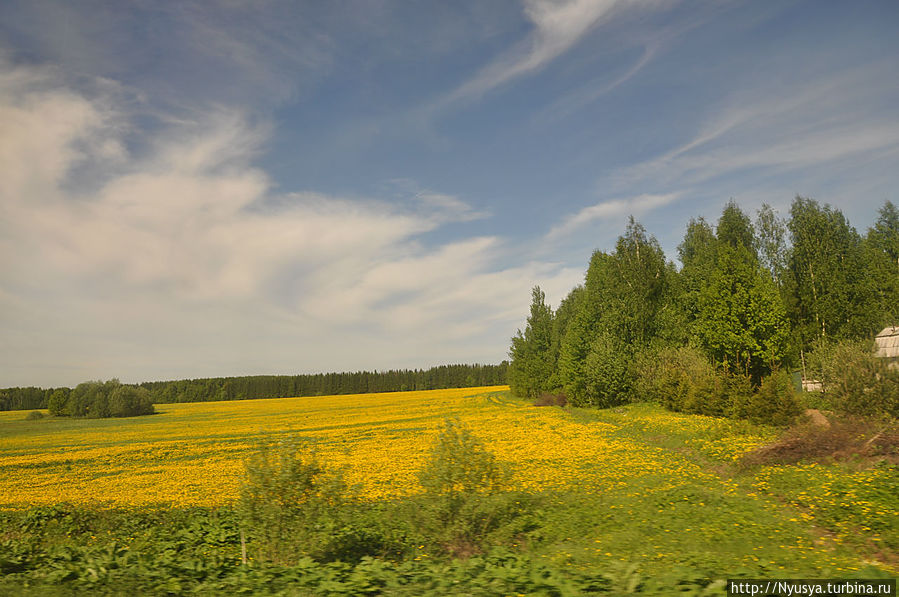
694, 243, 790, 381
580, 332, 633, 407
635, 347, 800, 424
418, 419, 506, 497
238, 437, 387, 564
558, 219, 671, 406
725, 373, 757, 420
557, 295, 597, 405
50, 380, 155, 419
717, 199, 757, 257
547, 285, 584, 390
609, 218, 672, 347
866, 201, 899, 326
415, 419, 521, 557
2, 402, 896, 594
515, 198, 896, 426
0, 507, 701, 597
508, 286, 555, 399
677, 217, 718, 329
108, 386, 154, 417
748, 370, 802, 426
635, 346, 726, 416
136, 363, 510, 406
1, 365, 510, 412
811, 340, 899, 419
236, 420, 534, 563
0, 386, 61, 411
755, 203, 789, 288
2, 496, 881, 596
868, 201, 899, 260
788, 196, 879, 347
673, 207, 791, 381
47, 389, 69, 416
24, 410, 44, 420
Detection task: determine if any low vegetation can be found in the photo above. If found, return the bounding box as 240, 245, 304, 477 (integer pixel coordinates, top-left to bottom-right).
1, 388, 896, 594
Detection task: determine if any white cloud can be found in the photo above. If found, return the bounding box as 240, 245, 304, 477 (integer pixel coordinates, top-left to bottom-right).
532, 43, 656, 125
435, 0, 666, 110
545, 192, 680, 241
606, 62, 899, 198
414, 191, 490, 224
0, 61, 578, 387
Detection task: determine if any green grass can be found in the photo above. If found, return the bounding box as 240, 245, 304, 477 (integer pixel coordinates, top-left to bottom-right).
1, 394, 897, 594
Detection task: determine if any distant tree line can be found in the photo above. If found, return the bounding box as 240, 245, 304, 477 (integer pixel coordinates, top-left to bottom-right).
0, 387, 52, 411
0, 363, 510, 411
509, 197, 899, 422
141, 364, 509, 403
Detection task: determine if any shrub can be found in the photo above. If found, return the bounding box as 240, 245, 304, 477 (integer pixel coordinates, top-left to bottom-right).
25, 410, 44, 420
418, 419, 506, 497
581, 333, 633, 407
811, 340, 899, 419
239, 438, 343, 564
637, 346, 725, 415
414, 419, 521, 557
723, 373, 755, 420
748, 370, 802, 426
636, 347, 803, 424
237, 437, 390, 564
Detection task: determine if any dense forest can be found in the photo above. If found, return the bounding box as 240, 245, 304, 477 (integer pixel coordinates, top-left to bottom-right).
509, 196, 899, 422
0, 363, 509, 412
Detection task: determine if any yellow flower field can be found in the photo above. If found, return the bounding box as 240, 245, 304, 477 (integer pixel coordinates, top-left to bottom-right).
0, 386, 763, 508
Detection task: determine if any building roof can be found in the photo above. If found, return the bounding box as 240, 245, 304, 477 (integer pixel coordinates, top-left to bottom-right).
875, 326, 899, 358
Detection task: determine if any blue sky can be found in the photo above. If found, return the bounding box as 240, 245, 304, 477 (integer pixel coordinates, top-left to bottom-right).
1, 0, 898, 387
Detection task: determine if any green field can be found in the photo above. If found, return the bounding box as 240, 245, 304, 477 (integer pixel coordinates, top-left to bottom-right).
1, 388, 896, 595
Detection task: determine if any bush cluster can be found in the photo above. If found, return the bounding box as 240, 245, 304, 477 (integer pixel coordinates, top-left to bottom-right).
237, 438, 392, 564
636, 346, 802, 425
238, 420, 535, 565
807, 340, 899, 419
47, 380, 155, 418
413, 419, 530, 558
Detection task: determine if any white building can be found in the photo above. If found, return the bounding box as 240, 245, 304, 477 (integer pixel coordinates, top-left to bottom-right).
874, 326, 899, 361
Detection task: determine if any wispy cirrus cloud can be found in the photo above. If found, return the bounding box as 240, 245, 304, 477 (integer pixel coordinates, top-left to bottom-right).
0, 0, 337, 113
545, 193, 680, 242
605, 61, 899, 201
432, 0, 669, 112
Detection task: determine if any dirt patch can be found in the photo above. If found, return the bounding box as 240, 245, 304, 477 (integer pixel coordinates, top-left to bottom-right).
740, 414, 899, 467
803, 409, 830, 428
533, 392, 568, 407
